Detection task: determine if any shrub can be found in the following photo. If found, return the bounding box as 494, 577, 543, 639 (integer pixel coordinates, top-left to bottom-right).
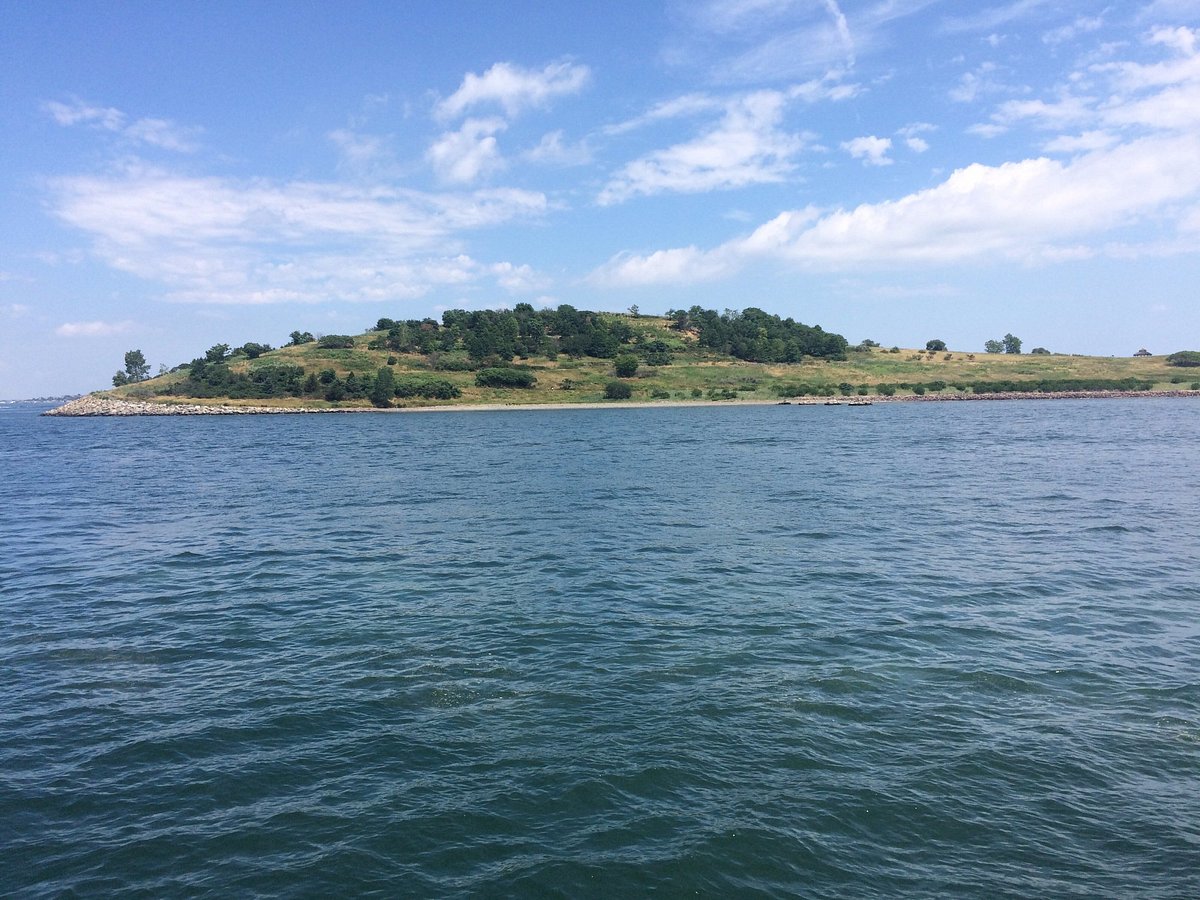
604, 380, 633, 400
614, 354, 639, 377
926, 339, 947, 352
839, 382, 855, 395
1030, 347, 1051, 355
876, 383, 896, 396
317, 334, 355, 349
1192, 382, 1200, 390
393, 377, 461, 399
691, 388, 703, 398
927, 380, 947, 392
650, 389, 671, 399
475, 367, 537, 388
912, 385, 926, 395
1166, 351, 1200, 367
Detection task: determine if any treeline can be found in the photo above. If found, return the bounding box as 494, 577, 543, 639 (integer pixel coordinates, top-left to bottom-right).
362, 303, 847, 364
365, 304, 663, 362
774, 377, 1156, 398
666, 306, 848, 362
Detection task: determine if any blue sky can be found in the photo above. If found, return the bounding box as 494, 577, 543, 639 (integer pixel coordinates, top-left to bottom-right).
3, 0, 1200, 397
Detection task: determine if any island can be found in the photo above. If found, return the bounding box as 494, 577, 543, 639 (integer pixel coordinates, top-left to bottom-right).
45, 306, 1200, 415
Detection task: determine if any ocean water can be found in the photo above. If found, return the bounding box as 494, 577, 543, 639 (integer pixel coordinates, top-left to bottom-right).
2, 399, 1198, 898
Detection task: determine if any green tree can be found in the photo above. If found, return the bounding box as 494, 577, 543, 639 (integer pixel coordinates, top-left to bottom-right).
984, 339, 1004, 353
123, 349, 150, 382
1166, 351, 1200, 367
614, 354, 639, 377
369, 366, 395, 407
604, 380, 633, 400
288, 330, 315, 346
1030, 347, 1051, 355
925, 339, 947, 352
1002, 333, 1022, 354
205, 344, 231, 363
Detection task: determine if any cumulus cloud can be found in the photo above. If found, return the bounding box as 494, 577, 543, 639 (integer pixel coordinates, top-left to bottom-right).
45, 98, 200, 152
427, 117, 508, 184
593, 132, 1200, 283
435, 61, 590, 121
49, 166, 548, 305
598, 90, 807, 204
842, 135, 893, 165
55, 320, 134, 337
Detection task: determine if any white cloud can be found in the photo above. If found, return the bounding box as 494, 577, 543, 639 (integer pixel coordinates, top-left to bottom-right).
598, 90, 807, 204
435, 61, 590, 121
426, 117, 507, 184
942, 0, 1054, 34
1043, 15, 1103, 45
842, 135, 893, 165
1043, 130, 1117, 152
49, 166, 548, 305
522, 130, 592, 165
905, 137, 930, 152
490, 261, 550, 292
4, 302, 31, 317
55, 320, 134, 337
594, 133, 1200, 282
593, 245, 739, 286
45, 98, 200, 152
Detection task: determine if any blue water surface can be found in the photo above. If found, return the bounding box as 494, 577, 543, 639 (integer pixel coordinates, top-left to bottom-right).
2, 399, 1198, 897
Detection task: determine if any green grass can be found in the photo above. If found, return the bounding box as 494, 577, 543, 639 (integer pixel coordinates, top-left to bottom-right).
105, 315, 1196, 408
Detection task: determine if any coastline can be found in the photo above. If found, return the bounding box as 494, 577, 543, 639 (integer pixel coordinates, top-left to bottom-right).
42, 390, 1200, 417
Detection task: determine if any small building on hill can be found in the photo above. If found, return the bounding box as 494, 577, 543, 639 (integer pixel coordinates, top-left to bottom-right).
1134, 348, 1152, 357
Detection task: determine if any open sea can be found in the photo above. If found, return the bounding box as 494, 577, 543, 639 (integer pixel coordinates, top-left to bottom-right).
1, 399, 1198, 898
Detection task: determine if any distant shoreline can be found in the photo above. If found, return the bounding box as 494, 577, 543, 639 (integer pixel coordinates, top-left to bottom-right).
42, 390, 1200, 417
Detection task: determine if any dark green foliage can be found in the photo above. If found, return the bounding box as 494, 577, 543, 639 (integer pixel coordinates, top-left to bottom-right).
707, 388, 738, 400
927, 380, 947, 392
1003, 333, 1023, 354
984, 339, 1004, 354
650, 389, 671, 399
926, 339, 947, 352
970, 378, 1153, 393
176, 358, 306, 399
637, 339, 674, 366
912, 385, 926, 395
236, 342, 273, 359
475, 367, 537, 388
429, 354, 476, 371
614, 354, 639, 377
604, 380, 633, 400
1191, 382, 1200, 390
324, 380, 346, 402
838, 382, 854, 395
205, 344, 231, 363
317, 334, 355, 349
318, 369, 336, 384
121, 349, 150, 382
684, 306, 847, 362
392, 377, 461, 400
112, 371, 129, 387
303, 373, 319, 394
369, 367, 395, 407
288, 330, 315, 346
876, 384, 897, 396
1166, 351, 1200, 367
1030, 347, 1051, 355
690, 388, 703, 398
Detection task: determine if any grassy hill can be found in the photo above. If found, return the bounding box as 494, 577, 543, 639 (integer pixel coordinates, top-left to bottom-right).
106, 313, 1197, 409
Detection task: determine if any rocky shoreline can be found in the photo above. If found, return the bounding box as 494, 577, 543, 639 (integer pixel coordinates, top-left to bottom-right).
42, 396, 354, 416
41, 389, 1200, 417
